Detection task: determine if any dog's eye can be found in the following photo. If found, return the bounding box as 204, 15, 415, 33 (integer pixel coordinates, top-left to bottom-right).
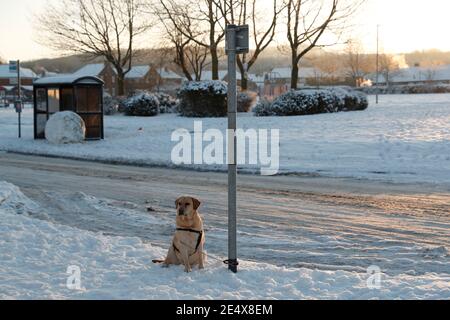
185, 203, 190, 206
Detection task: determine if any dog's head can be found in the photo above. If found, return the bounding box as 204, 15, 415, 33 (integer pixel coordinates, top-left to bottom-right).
175, 196, 201, 218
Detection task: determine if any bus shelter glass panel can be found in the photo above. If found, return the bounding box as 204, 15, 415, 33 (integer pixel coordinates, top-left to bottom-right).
36, 88, 47, 112
47, 88, 60, 114
80, 114, 102, 139
61, 88, 75, 112
36, 114, 47, 139
76, 87, 101, 112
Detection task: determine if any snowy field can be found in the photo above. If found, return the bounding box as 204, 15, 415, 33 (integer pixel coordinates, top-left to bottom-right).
1, 181, 449, 300
0, 94, 449, 185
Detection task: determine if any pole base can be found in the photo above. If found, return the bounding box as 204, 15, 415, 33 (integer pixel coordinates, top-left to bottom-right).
224, 259, 239, 273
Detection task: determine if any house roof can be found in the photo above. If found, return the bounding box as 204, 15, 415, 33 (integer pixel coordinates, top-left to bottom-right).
0, 65, 37, 79
0, 86, 15, 91
73, 63, 108, 77
34, 75, 104, 85
125, 65, 151, 79
198, 70, 229, 81
270, 67, 318, 79
158, 68, 183, 79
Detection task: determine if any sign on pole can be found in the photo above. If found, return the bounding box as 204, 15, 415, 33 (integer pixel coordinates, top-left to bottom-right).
9, 61, 18, 73
15, 100, 22, 114
225, 24, 249, 273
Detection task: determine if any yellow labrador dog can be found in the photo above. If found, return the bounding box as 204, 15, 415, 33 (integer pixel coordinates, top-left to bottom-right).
155, 196, 206, 273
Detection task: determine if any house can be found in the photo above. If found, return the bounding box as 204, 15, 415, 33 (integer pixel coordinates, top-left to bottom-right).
155, 67, 184, 95
369, 65, 450, 86
73, 63, 118, 96
262, 67, 307, 97
124, 65, 184, 96
124, 65, 152, 94
0, 64, 37, 102
197, 70, 229, 81
197, 70, 259, 91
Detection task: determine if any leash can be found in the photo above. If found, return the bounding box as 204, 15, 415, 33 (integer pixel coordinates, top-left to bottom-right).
152, 231, 239, 268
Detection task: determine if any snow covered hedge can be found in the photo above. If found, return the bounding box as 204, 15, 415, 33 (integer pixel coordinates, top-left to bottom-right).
153, 92, 178, 114
103, 93, 120, 115
177, 81, 228, 117
254, 87, 368, 117
123, 92, 160, 117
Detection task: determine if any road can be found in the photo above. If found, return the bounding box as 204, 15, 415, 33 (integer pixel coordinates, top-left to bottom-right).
0, 152, 449, 276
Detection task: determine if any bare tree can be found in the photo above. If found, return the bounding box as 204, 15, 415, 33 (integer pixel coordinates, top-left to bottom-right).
344, 39, 371, 86
36, 0, 151, 95
225, 0, 283, 90
284, 0, 363, 89
155, 4, 210, 81
311, 51, 343, 85
186, 44, 211, 80
158, 0, 227, 80
379, 54, 400, 87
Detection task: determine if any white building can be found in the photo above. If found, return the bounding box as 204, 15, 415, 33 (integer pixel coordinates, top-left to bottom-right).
370, 65, 450, 86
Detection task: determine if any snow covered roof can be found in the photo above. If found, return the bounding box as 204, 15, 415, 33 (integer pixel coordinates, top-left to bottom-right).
270, 67, 319, 79
73, 63, 108, 77
157, 68, 183, 79
125, 65, 150, 79
199, 70, 229, 81
248, 73, 265, 83
34, 75, 104, 85
21, 86, 33, 91
370, 65, 450, 84
0, 65, 37, 79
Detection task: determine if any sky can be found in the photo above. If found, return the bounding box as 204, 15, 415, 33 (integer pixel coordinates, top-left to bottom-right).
0, 0, 449, 61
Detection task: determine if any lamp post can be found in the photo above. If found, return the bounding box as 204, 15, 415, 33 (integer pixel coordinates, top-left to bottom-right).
376, 25, 380, 104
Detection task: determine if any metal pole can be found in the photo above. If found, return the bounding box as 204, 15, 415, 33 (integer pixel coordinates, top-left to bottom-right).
226, 25, 238, 273
376, 25, 379, 104
17, 60, 21, 138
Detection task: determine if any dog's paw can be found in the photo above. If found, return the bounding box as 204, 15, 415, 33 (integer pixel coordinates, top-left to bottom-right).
184, 267, 192, 273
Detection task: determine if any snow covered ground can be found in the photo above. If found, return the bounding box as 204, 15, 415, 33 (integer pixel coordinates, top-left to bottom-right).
1, 181, 449, 300
0, 94, 450, 185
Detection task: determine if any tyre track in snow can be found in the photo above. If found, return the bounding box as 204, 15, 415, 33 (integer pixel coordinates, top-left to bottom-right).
0, 152, 449, 276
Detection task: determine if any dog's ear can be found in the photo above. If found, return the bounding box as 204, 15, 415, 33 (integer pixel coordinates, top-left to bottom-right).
175, 198, 180, 208
192, 197, 201, 210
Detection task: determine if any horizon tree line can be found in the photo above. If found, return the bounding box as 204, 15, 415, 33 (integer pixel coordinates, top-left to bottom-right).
36, 0, 366, 92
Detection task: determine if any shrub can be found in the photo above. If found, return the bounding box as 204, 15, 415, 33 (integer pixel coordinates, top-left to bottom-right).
254, 87, 368, 117
329, 87, 369, 111
237, 91, 257, 113
177, 81, 228, 117
103, 93, 119, 115
123, 92, 160, 117
153, 92, 178, 114
253, 98, 273, 116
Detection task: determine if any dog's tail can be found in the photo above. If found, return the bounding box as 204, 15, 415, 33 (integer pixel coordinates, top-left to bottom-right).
152, 259, 165, 264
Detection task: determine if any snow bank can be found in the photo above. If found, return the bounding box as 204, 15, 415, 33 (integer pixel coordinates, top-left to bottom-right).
0, 181, 449, 300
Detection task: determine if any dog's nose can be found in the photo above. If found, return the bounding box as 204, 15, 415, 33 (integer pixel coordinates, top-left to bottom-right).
178, 209, 184, 216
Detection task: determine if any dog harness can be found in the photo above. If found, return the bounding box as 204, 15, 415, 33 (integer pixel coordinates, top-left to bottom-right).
173, 228, 204, 256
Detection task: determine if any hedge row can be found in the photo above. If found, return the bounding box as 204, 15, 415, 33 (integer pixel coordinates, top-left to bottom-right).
254, 87, 368, 117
